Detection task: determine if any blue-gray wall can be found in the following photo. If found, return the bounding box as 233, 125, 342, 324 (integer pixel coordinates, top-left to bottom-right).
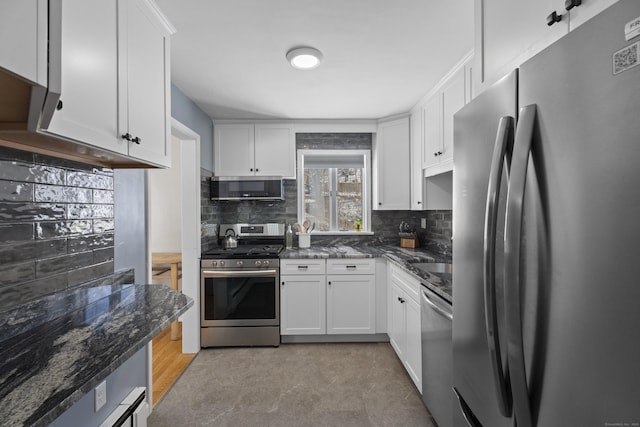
171, 84, 214, 172
48, 347, 147, 427
114, 170, 148, 284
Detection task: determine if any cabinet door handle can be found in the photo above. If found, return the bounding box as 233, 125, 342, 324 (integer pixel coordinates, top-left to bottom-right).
328, 281, 332, 286
297, 265, 308, 270
132, 136, 141, 144
250, 168, 254, 172
564, 0, 581, 10
417, 201, 422, 205
56, 100, 63, 111
281, 281, 285, 286
546, 10, 562, 26
255, 168, 259, 172
346, 265, 357, 270
397, 297, 405, 304
121, 133, 132, 141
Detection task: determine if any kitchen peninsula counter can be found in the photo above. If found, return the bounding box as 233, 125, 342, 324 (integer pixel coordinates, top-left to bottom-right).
0, 279, 192, 427
281, 245, 452, 303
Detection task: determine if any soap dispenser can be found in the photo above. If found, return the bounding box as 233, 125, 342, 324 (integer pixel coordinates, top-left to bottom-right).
285, 224, 293, 249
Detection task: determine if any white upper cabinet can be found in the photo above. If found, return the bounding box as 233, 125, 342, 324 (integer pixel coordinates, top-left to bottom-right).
476, 0, 568, 91
475, 0, 619, 92
254, 123, 296, 177
420, 57, 471, 178
373, 116, 410, 210
44, 0, 173, 167
410, 111, 424, 211
214, 123, 255, 176
422, 93, 442, 172
0, 0, 47, 86
46, 0, 122, 155
215, 122, 295, 178
121, 0, 172, 167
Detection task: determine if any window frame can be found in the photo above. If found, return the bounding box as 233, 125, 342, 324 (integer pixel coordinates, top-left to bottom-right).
297, 149, 372, 234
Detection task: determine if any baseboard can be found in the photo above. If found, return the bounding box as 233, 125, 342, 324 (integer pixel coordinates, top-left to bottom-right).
280, 333, 390, 344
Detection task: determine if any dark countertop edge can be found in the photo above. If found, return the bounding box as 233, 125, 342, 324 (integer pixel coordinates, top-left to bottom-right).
383, 256, 452, 304
35, 293, 193, 427
280, 245, 452, 303
2, 285, 193, 427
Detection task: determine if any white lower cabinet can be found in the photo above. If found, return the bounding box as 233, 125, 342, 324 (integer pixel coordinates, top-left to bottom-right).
280, 258, 376, 336
280, 274, 326, 335
327, 274, 376, 334
388, 263, 422, 392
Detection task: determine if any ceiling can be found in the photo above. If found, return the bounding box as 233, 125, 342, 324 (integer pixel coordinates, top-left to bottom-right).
155, 0, 474, 121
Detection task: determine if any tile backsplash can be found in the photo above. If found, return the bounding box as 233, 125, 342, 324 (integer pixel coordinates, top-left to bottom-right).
201, 133, 452, 256
0, 146, 115, 312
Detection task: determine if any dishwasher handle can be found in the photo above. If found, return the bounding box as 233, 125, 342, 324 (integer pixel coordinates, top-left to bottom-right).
421, 285, 452, 320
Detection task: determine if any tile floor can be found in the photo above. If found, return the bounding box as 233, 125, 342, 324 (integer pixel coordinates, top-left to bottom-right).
148, 342, 435, 427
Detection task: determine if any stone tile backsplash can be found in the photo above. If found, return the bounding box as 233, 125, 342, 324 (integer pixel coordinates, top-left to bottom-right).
0, 146, 115, 312
202, 133, 453, 256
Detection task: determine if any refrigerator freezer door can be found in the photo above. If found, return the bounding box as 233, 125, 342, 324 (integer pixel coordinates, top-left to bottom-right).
517, 1, 640, 425
452, 69, 518, 427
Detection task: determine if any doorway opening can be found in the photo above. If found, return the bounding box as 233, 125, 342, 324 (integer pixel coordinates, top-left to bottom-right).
148, 119, 201, 405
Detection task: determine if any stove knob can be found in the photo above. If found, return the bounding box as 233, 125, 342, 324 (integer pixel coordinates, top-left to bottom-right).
255, 260, 262, 266
212, 261, 217, 267
237, 260, 244, 267
220, 261, 225, 267
263, 260, 270, 266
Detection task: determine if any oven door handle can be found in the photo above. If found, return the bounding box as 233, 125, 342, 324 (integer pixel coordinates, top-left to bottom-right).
202, 269, 279, 277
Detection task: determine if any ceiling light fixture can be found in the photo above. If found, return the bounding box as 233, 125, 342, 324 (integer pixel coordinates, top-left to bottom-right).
286, 47, 323, 70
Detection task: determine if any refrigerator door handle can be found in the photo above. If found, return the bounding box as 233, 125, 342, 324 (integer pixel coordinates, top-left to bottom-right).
453, 387, 483, 427
504, 104, 537, 427
483, 115, 514, 417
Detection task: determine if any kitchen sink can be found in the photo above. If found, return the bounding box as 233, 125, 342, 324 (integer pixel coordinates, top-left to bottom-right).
411, 262, 453, 274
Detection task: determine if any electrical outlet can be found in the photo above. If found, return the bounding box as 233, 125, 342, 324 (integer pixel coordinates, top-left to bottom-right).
95, 381, 107, 412
421, 218, 426, 229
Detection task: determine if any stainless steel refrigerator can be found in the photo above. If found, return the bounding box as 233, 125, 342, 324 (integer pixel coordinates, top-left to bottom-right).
452, 1, 640, 426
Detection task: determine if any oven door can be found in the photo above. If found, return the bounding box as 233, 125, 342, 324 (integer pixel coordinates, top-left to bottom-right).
201, 268, 280, 327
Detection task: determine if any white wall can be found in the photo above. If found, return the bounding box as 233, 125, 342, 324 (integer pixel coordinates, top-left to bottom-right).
148, 137, 183, 252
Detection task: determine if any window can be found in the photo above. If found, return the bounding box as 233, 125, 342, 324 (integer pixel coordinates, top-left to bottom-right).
297, 149, 371, 233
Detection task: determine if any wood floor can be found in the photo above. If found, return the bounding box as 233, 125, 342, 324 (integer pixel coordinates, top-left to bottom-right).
152, 322, 195, 406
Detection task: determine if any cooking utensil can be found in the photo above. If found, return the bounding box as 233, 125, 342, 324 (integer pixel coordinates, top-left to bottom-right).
295, 223, 303, 233
303, 220, 310, 233
224, 228, 237, 249
309, 222, 315, 233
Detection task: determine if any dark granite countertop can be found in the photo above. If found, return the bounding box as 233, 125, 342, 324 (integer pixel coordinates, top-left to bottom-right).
0, 283, 192, 427
281, 245, 452, 303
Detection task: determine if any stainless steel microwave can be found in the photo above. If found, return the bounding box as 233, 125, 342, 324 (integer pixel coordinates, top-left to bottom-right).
210, 177, 285, 201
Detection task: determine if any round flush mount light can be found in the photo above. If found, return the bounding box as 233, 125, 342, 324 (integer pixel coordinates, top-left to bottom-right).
286, 47, 323, 70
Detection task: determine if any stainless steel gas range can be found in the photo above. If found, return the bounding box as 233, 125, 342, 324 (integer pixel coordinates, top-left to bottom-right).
200, 223, 284, 347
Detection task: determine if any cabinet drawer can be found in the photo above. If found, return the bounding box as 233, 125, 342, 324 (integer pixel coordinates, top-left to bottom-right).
327, 258, 375, 275
281, 259, 326, 275
389, 264, 420, 302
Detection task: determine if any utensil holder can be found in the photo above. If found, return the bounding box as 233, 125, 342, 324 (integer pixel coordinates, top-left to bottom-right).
299, 234, 311, 248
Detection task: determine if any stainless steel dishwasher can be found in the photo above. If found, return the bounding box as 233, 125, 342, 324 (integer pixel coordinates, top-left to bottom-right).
421, 283, 453, 427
